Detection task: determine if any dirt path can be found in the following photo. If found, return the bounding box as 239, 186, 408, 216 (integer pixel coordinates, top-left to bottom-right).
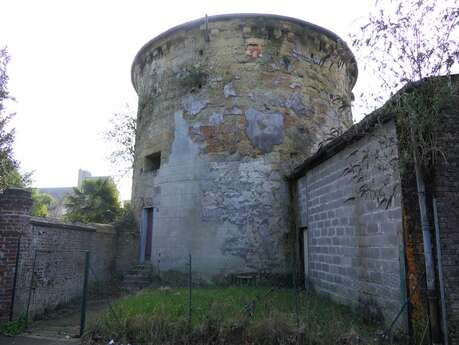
26, 298, 112, 339
0, 334, 78, 345
2, 298, 116, 345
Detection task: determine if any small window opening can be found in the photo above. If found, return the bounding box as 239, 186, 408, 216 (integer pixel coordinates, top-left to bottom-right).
144, 152, 161, 172
198, 49, 204, 56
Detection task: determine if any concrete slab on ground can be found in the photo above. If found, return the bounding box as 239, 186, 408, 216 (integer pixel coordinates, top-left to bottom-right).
0, 335, 79, 345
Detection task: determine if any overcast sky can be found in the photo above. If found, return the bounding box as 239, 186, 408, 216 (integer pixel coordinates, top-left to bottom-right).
0, 0, 375, 200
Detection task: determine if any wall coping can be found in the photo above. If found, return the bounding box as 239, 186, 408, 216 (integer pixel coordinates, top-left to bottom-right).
31, 217, 97, 232
31, 217, 117, 234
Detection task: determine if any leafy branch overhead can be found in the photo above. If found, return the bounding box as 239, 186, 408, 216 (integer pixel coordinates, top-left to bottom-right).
64, 178, 122, 224
349, 3, 457, 340
104, 106, 136, 176
0, 46, 32, 190
348, 0, 459, 195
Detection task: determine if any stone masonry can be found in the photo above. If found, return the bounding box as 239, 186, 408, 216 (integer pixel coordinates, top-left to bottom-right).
0, 189, 32, 322
131, 14, 357, 281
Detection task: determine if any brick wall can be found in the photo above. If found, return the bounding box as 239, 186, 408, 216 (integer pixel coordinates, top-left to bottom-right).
297, 120, 407, 327
0, 188, 33, 322
11, 219, 117, 318
0, 188, 137, 321
433, 91, 459, 344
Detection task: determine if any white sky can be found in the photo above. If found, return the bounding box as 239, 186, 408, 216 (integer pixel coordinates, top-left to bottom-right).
0, 0, 375, 200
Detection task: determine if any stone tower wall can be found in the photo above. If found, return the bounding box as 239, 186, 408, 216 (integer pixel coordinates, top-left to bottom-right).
131, 14, 357, 281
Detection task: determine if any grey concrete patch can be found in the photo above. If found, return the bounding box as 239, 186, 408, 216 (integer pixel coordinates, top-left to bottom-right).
285, 92, 312, 116
209, 112, 224, 125
182, 94, 208, 116
244, 108, 284, 153
224, 106, 243, 115
0, 335, 78, 345
224, 82, 237, 98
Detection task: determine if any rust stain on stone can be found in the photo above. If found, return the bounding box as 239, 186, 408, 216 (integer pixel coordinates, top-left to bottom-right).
246, 40, 263, 58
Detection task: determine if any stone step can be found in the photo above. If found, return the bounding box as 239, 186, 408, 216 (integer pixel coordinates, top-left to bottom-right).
123, 277, 151, 284
120, 264, 159, 293
124, 272, 152, 279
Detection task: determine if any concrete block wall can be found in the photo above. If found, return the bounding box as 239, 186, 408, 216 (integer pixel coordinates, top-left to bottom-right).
297, 120, 406, 326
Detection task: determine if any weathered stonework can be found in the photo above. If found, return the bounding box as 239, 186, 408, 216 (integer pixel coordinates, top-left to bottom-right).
131, 14, 357, 280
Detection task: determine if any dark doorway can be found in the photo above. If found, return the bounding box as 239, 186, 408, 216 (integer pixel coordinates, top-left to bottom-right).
145, 208, 153, 260
299, 227, 307, 285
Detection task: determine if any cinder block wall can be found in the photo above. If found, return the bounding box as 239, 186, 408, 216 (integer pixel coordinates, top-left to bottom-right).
297, 120, 406, 326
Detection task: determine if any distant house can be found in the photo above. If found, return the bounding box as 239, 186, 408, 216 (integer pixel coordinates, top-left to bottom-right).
39, 169, 110, 218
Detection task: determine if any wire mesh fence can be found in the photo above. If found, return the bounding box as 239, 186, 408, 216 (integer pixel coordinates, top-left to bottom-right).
12, 244, 87, 321
85, 254, 426, 345
9, 243, 432, 345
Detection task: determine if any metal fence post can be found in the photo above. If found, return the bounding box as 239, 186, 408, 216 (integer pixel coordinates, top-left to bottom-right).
292, 257, 300, 328
25, 251, 38, 326
9, 234, 22, 321
188, 253, 192, 327
80, 251, 90, 337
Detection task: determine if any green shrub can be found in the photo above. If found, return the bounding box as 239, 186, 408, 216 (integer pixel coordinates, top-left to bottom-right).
0, 315, 27, 336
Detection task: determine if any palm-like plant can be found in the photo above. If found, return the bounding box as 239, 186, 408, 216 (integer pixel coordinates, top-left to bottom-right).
65, 178, 122, 224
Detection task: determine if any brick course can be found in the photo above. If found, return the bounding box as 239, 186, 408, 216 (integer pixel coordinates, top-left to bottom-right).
0, 189, 137, 321
433, 93, 459, 344
0, 188, 32, 322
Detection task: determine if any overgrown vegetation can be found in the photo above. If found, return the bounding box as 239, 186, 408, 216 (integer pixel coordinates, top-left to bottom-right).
31, 188, 54, 217
177, 64, 207, 92
113, 201, 136, 230
85, 287, 384, 345
64, 178, 122, 224
0, 46, 31, 191
350, 0, 459, 180
350, 1, 458, 342
0, 315, 27, 336
104, 105, 136, 177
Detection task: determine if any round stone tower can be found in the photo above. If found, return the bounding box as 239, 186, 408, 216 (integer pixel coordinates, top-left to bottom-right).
131, 14, 357, 281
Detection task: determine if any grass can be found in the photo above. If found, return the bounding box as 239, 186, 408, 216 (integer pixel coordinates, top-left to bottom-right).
85, 287, 383, 345
0, 315, 27, 336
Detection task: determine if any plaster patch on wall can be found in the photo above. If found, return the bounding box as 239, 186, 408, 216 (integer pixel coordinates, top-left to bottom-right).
285, 92, 313, 116
182, 94, 208, 116
245, 108, 284, 153
201, 158, 289, 272
224, 82, 237, 98
209, 112, 224, 125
